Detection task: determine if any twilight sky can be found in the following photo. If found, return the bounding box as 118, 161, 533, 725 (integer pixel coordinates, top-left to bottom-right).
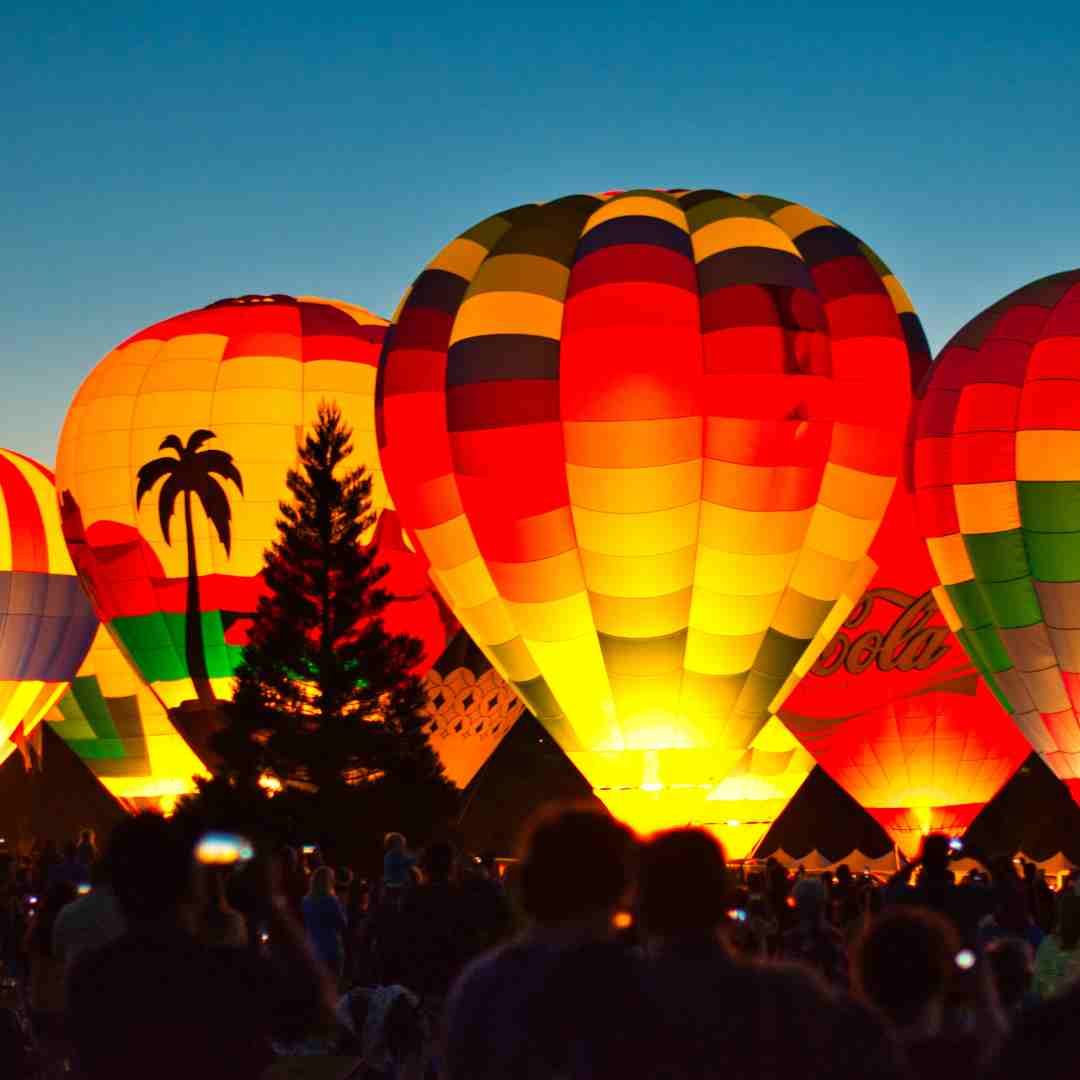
3, 0, 1078, 465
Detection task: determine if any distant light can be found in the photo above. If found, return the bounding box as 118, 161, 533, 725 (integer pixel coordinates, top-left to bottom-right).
640, 782, 663, 793
613, 911, 633, 930
259, 773, 283, 797
724, 820, 742, 827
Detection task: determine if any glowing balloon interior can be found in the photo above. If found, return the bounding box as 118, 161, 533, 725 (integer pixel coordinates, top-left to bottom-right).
377, 188, 923, 835
914, 269, 1080, 805
0, 448, 98, 764
594, 716, 815, 859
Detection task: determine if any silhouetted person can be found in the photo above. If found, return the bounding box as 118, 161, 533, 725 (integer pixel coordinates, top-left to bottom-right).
195, 865, 248, 949
1034, 892, 1080, 997
985, 936, 1035, 1015
65, 814, 335, 1080
48, 842, 86, 890
779, 876, 848, 985
885, 833, 991, 943
75, 830, 96, 872
52, 840, 126, 974
637, 828, 903, 1080
442, 805, 643, 1080
25, 878, 78, 1060
303, 865, 348, 983
987, 976, 1080, 1078
396, 842, 488, 1011
853, 906, 1005, 1073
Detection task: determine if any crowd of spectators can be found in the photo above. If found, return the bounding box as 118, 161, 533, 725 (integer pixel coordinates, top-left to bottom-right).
1, 811, 1079, 1078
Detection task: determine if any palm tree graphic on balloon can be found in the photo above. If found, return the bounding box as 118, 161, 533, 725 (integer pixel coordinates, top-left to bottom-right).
136, 430, 243, 709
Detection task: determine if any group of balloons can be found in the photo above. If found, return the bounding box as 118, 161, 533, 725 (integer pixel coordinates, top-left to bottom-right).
3, 186, 1078, 857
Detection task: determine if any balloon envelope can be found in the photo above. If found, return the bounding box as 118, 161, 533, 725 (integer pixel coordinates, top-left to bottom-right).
0, 448, 98, 763
47, 624, 209, 812
914, 269, 1080, 804
780, 474, 1029, 855
56, 295, 452, 710
376, 188, 922, 834
421, 629, 524, 789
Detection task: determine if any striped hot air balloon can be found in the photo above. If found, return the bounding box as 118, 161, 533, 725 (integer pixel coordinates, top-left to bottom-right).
56, 295, 454, 716
47, 625, 209, 812
914, 269, 1080, 805
376, 188, 922, 837
0, 448, 98, 765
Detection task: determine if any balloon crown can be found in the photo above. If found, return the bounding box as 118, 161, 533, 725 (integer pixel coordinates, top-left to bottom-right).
205, 293, 299, 309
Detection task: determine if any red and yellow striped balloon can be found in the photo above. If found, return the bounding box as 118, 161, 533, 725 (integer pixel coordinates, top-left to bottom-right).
0, 448, 98, 764
376, 189, 922, 836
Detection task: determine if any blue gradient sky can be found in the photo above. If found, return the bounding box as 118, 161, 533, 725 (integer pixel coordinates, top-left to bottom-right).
4, 1, 1078, 465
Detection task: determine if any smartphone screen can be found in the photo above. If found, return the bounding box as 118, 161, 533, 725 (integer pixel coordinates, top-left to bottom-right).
195, 832, 254, 865
955, 949, 976, 970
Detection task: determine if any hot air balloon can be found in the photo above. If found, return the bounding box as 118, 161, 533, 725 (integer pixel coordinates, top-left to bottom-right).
780, 472, 1029, 855
376, 188, 921, 836
46, 625, 209, 813
421, 629, 524, 788
0, 448, 98, 766
56, 295, 454, 719
914, 269, 1080, 805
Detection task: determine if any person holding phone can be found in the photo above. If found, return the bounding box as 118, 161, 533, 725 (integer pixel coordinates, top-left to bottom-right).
884, 833, 993, 944
65, 815, 337, 1080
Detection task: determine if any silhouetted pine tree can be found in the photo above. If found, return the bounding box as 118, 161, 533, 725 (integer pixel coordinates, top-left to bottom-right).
212, 402, 456, 823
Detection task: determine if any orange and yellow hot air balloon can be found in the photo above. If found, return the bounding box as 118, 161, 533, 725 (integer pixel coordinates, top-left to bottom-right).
0, 448, 98, 765
56, 295, 454, 718
376, 188, 922, 843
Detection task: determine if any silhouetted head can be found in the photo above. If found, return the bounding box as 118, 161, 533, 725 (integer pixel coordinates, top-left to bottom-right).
985, 937, 1033, 1010
519, 805, 636, 928
308, 866, 336, 898
421, 841, 455, 883
639, 828, 727, 939
836, 864, 853, 884
792, 876, 827, 923
106, 813, 196, 924
1060, 895, 1080, 950
920, 834, 950, 876
853, 907, 959, 1030
385, 832, 406, 852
